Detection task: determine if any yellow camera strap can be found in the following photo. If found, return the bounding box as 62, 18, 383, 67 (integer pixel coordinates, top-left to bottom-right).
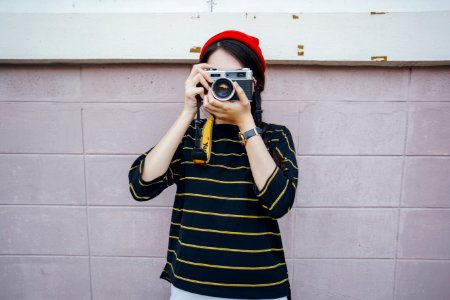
192, 115, 214, 164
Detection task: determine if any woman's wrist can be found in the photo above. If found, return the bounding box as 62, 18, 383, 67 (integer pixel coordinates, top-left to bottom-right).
237, 114, 257, 133
181, 107, 197, 120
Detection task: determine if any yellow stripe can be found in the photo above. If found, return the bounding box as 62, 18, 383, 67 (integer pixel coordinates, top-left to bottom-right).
128, 183, 150, 200
213, 138, 241, 143
181, 161, 250, 170
269, 179, 290, 211
185, 134, 241, 143
176, 193, 258, 202
257, 167, 279, 198
139, 177, 164, 186
275, 147, 298, 170
165, 261, 288, 287
179, 177, 253, 185
170, 221, 281, 236
174, 236, 283, 253
210, 152, 247, 157
172, 207, 275, 219
260, 128, 296, 157
280, 131, 296, 157
167, 167, 173, 181
168, 249, 286, 270
183, 146, 247, 157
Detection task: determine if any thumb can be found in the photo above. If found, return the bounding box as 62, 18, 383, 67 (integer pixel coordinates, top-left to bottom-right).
233, 81, 249, 104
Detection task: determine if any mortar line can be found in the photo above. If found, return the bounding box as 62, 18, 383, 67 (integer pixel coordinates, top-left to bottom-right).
80, 65, 94, 300
392, 66, 411, 299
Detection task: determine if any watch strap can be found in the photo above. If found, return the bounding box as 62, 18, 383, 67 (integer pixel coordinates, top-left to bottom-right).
239, 127, 262, 145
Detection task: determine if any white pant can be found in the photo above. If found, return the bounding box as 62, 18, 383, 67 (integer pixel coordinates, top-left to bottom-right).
170, 283, 288, 300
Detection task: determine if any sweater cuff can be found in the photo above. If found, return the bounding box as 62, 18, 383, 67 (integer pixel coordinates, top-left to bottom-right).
138, 157, 170, 186
253, 165, 293, 218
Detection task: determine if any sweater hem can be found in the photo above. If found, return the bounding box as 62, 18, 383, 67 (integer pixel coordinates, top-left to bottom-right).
159, 261, 291, 300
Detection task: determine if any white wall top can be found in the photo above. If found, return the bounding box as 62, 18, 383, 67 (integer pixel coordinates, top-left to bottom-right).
1, 11, 449, 66
0, 0, 449, 13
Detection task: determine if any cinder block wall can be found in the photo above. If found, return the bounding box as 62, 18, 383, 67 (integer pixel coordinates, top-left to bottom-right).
1, 64, 449, 300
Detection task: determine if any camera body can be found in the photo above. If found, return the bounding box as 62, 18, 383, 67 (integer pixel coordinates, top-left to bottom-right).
196, 67, 254, 102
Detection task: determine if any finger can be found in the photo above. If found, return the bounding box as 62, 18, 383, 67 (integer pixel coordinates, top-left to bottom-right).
196, 68, 213, 83
191, 87, 205, 99
203, 93, 209, 107
233, 81, 249, 104
187, 63, 213, 82
192, 73, 210, 91
204, 102, 221, 114
194, 63, 213, 69
209, 97, 225, 109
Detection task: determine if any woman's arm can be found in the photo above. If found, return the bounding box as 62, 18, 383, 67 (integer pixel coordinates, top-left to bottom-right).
237, 118, 277, 190
141, 109, 195, 182
141, 63, 212, 182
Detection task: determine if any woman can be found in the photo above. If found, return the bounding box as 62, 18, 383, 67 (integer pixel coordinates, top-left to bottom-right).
128, 30, 298, 300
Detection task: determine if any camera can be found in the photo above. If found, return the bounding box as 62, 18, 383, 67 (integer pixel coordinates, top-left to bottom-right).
196, 67, 254, 102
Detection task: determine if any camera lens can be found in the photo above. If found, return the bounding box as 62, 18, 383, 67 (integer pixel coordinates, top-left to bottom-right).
211, 78, 235, 101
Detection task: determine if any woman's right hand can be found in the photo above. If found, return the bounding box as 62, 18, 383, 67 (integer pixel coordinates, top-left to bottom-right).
183, 63, 214, 116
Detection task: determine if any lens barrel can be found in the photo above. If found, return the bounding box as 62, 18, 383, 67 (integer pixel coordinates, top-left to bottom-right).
211, 78, 235, 101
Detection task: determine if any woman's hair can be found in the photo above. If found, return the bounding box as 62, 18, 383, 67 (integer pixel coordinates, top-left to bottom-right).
199, 39, 284, 167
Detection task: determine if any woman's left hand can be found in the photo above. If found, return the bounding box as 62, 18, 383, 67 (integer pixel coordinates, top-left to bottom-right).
203, 81, 254, 128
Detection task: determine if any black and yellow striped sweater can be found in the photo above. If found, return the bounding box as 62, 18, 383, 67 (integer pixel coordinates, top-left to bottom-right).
128, 118, 298, 299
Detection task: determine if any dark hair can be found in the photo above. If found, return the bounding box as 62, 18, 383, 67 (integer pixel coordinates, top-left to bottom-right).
199, 39, 284, 166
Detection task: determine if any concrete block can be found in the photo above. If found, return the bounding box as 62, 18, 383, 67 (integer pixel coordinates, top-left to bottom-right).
395, 260, 450, 300
402, 157, 450, 207
298, 101, 407, 154
264, 66, 409, 101
398, 209, 450, 259
406, 102, 450, 155
293, 208, 397, 258
0, 206, 88, 255
0, 154, 85, 205
0, 256, 90, 300
409, 66, 450, 101
292, 259, 394, 300
91, 256, 170, 300
0, 65, 80, 102
295, 156, 402, 207
81, 64, 189, 102
0, 102, 83, 153
82, 102, 181, 153
88, 206, 171, 257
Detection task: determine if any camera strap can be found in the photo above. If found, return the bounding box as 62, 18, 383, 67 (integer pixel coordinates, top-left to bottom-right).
192, 97, 214, 165
253, 85, 263, 125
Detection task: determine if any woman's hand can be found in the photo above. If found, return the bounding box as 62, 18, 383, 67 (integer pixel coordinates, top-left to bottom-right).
183, 63, 213, 116
203, 81, 255, 130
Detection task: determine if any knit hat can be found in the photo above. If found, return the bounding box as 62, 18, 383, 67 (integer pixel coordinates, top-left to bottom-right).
199, 30, 266, 72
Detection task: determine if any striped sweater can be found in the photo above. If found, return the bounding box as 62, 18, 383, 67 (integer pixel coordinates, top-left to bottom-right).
128, 118, 298, 299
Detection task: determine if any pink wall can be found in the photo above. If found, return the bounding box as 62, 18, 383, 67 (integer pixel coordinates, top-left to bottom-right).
0, 64, 449, 299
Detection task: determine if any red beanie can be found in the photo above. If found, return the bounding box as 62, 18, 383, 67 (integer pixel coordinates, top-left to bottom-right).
199, 30, 266, 72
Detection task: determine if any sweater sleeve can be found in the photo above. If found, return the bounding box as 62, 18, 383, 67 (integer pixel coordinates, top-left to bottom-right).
253, 125, 299, 219
128, 139, 184, 202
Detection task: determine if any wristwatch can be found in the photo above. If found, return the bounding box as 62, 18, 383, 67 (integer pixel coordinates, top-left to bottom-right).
239, 127, 262, 146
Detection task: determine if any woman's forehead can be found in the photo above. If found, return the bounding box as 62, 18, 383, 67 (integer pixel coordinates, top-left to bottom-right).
207, 48, 243, 70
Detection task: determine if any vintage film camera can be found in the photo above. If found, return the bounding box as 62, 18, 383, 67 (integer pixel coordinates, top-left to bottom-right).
196, 67, 254, 102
